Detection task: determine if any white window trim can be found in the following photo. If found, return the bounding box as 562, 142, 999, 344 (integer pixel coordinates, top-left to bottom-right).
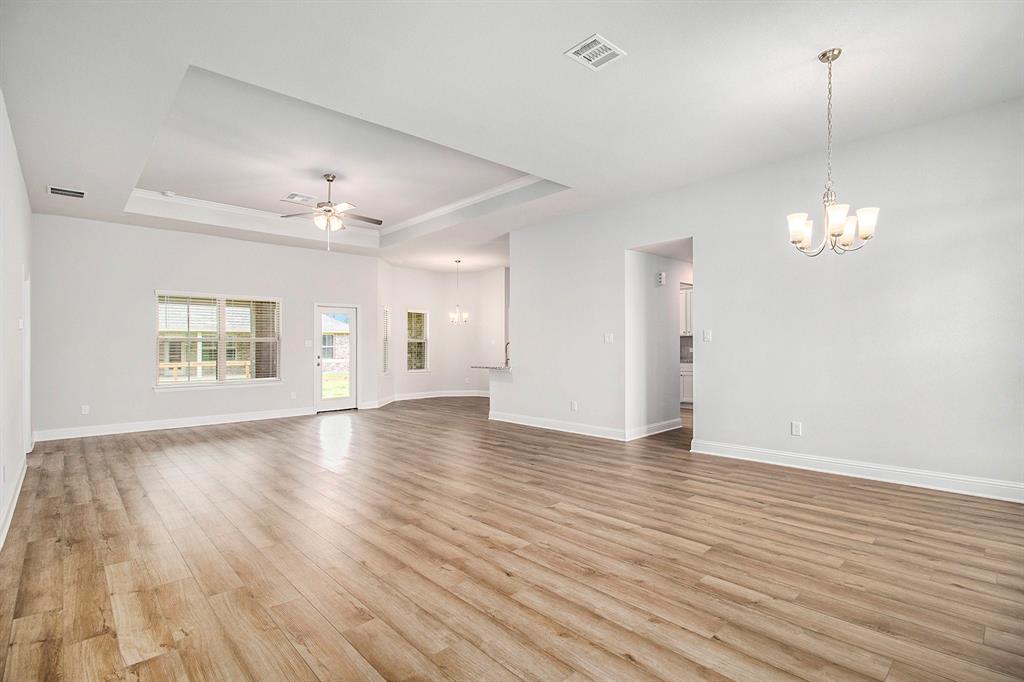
406, 309, 430, 373
154, 289, 282, 389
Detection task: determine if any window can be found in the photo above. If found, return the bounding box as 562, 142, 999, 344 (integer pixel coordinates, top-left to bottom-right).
382, 305, 391, 374
157, 293, 280, 385
407, 310, 428, 371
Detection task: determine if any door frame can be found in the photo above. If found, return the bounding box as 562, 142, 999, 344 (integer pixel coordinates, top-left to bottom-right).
313, 303, 361, 412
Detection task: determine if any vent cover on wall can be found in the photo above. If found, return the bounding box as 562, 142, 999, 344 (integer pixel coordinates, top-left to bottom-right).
564, 34, 627, 70
282, 192, 318, 205
48, 185, 86, 198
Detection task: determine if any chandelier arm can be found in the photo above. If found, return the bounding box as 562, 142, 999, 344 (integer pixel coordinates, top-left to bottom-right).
833, 240, 866, 254
795, 232, 829, 257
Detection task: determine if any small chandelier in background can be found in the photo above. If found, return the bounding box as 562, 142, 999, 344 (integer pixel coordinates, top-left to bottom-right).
788, 48, 879, 257
449, 259, 469, 325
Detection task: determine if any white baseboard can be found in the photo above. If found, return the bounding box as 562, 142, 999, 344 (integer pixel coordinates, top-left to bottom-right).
489, 411, 683, 442
394, 390, 489, 402
691, 439, 1024, 503
625, 417, 683, 441
33, 406, 316, 442
0, 461, 27, 551
489, 411, 627, 441
360, 390, 487, 410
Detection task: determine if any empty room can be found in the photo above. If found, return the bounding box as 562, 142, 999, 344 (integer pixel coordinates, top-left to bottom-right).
0, 1, 1021, 680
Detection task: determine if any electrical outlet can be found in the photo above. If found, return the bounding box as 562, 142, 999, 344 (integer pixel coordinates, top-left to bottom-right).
81, 404, 90, 416
464, 377, 470, 384
570, 400, 579, 412
290, 391, 297, 399
790, 421, 803, 436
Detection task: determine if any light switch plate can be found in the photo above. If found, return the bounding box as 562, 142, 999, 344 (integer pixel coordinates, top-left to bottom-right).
702, 329, 712, 342
604, 333, 614, 344
304, 339, 313, 347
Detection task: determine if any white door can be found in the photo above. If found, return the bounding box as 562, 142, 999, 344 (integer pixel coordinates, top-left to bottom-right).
315, 306, 357, 411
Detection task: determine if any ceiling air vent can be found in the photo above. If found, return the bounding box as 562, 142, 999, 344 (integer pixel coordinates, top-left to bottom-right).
564, 33, 626, 71
48, 185, 86, 199
282, 191, 317, 206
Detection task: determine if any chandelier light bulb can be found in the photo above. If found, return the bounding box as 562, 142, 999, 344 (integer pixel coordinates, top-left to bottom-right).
313, 213, 328, 230
827, 203, 850, 236
328, 215, 344, 231
787, 213, 808, 244
856, 207, 879, 240
839, 216, 857, 247
799, 220, 813, 250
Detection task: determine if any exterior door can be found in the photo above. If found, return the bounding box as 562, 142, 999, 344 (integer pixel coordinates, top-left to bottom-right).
315, 306, 357, 411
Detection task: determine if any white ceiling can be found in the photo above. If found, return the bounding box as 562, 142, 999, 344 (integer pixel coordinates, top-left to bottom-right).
2, 2, 1021, 270
137, 67, 529, 226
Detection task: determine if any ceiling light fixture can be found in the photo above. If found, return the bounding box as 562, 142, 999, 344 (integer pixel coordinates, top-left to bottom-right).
280, 173, 383, 251
449, 259, 469, 325
788, 48, 879, 257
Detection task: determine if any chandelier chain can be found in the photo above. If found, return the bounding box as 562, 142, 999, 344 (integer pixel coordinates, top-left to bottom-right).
825, 60, 833, 192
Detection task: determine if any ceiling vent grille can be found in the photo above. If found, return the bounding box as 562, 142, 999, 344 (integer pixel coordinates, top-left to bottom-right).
48, 185, 86, 199
565, 34, 626, 70
282, 191, 317, 206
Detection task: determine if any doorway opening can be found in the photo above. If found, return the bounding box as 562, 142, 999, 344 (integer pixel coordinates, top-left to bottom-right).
624, 237, 693, 448
315, 305, 357, 412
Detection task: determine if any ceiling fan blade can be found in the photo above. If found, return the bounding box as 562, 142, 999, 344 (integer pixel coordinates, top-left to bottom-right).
343, 212, 383, 226
280, 211, 317, 219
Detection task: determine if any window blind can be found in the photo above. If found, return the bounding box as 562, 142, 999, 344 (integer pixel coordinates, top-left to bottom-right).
157, 294, 280, 385
407, 310, 428, 371
382, 306, 391, 374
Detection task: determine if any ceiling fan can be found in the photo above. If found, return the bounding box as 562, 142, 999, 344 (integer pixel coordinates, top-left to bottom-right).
280, 173, 383, 250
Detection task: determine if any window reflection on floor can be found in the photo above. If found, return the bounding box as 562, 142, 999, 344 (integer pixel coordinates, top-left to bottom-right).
317, 413, 353, 469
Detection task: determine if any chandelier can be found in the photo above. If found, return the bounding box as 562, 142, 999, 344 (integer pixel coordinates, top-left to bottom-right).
788, 48, 879, 256
449, 259, 469, 325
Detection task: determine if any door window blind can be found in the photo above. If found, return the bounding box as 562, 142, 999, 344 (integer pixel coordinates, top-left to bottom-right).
157, 294, 280, 385
382, 305, 391, 374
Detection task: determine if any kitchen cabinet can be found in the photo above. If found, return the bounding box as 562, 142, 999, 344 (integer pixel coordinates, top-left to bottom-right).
680, 365, 694, 403
679, 287, 693, 335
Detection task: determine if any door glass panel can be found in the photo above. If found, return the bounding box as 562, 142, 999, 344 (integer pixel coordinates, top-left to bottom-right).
320, 312, 351, 399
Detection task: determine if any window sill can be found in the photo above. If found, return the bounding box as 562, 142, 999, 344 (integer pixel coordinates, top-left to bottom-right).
406, 369, 431, 374
153, 379, 283, 392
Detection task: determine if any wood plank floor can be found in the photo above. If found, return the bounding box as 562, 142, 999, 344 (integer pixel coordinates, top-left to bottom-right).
1, 397, 1021, 681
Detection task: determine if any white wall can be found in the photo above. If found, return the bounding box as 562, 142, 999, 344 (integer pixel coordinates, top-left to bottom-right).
624, 250, 685, 438
493, 98, 1024, 500
381, 264, 506, 401
32, 214, 380, 434
31, 215, 509, 434
0, 87, 32, 542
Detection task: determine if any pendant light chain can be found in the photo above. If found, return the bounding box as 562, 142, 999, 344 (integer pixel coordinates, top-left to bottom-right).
825, 59, 833, 193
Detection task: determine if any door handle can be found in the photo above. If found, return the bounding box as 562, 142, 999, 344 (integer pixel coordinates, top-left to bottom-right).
316, 354, 321, 367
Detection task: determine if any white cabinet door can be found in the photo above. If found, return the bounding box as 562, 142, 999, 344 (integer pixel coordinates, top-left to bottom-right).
680, 289, 693, 335
679, 291, 687, 335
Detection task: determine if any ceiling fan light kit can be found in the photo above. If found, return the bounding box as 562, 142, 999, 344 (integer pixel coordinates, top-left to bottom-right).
788, 48, 879, 257
280, 173, 383, 250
